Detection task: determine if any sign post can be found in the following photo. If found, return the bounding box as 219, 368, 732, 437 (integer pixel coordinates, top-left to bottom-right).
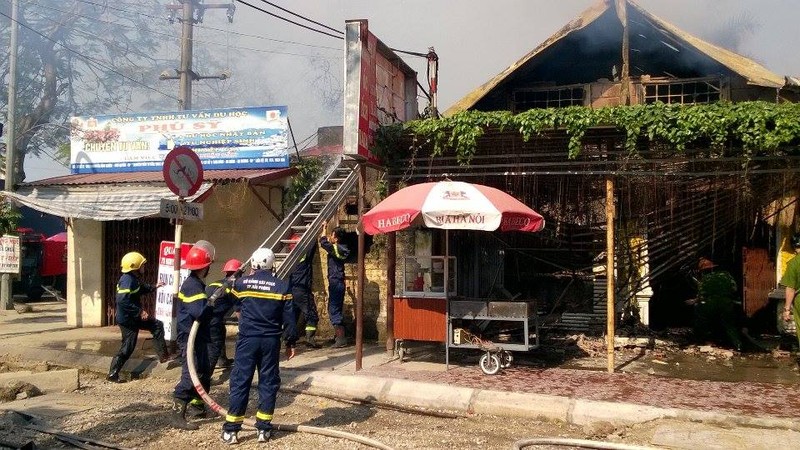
162, 146, 203, 335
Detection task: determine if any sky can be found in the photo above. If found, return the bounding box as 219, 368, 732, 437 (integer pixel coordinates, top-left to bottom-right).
25, 0, 800, 181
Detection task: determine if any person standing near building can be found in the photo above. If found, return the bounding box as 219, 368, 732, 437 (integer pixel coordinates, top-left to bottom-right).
170, 242, 215, 430
107, 252, 168, 383
206, 259, 242, 369
221, 247, 297, 445
781, 233, 800, 364
319, 222, 350, 348
692, 257, 742, 351
288, 233, 320, 348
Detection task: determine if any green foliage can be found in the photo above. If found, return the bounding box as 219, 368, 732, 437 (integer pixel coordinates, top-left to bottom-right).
0, 202, 22, 236
283, 157, 323, 212
379, 102, 800, 167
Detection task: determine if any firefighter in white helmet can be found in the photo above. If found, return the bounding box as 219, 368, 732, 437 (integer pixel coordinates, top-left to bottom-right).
221, 247, 297, 444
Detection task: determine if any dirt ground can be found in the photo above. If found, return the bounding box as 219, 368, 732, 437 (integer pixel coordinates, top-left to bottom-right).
0, 358, 662, 450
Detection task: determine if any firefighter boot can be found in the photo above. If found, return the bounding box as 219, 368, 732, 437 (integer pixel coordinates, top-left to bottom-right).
106, 356, 124, 383
305, 329, 322, 349
170, 399, 199, 430
186, 399, 207, 418
332, 326, 347, 348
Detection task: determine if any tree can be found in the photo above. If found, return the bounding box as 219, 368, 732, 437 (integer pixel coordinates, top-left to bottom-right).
0, 0, 168, 182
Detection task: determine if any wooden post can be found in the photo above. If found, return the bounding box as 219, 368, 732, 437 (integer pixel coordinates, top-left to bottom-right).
606, 177, 616, 373
355, 164, 366, 371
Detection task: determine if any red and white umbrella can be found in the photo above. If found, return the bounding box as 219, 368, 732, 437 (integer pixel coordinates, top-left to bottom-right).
363, 181, 545, 235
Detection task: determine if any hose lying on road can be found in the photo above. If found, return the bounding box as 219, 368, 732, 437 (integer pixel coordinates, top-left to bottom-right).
186, 320, 395, 450
513, 438, 657, 450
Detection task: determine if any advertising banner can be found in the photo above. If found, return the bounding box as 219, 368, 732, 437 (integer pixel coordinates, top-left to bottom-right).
0, 235, 20, 274
155, 241, 192, 341
69, 106, 289, 174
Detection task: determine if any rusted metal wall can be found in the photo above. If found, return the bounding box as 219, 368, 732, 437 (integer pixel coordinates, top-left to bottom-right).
742, 247, 776, 318
103, 218, 173, 326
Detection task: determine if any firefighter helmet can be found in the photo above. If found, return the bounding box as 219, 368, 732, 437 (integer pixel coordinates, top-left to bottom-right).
697, 257, 717, 271
121, 252, 146, 273
792, 233, 800, 249
251, 248, 275, 270
182, 245, 214, 270
222, 258, 242, 273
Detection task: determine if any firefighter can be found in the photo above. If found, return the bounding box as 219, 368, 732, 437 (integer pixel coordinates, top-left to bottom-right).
170, 241, 215, 430
221, 247, 297, 445
206, 259, 241, 370
107, 251, 168, 383
319, 222, 350, 348
288, 233, 321, 348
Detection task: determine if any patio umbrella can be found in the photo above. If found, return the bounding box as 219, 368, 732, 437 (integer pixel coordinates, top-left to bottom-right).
362, 181, 545, 368
362, 181, 545, 235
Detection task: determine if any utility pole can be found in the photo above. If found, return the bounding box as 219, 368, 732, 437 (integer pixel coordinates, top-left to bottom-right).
161, 0, 235, 111
1, 0, 20, 311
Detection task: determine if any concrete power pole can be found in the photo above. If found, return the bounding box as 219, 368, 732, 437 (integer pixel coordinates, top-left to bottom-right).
162, 0, 235, 111
1, 0, 20, 311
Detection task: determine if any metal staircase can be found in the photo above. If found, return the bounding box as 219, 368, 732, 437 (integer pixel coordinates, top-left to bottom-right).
253, 156, 359, 279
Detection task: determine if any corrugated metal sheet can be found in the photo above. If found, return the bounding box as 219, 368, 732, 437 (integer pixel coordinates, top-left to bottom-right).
445, 0, 785, 115
3, 183, 212, 221
25, 168, 295, 187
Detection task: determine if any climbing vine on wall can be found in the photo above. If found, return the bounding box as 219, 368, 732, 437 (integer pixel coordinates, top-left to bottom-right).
373, 101, 800, 168
283, 157, 323, 212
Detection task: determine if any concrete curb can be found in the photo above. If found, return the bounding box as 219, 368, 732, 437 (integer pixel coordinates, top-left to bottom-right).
4, 344, 800, 433
281, 370, 800, 432
0, 368, 80, 394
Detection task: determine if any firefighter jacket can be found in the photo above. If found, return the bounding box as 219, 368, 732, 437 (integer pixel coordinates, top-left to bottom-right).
205, 278, 237, 317
289, 243, 317, 291
115, 272, 156, 325
319, 237, 349, 282
232, 269, 297, 345
177, 273, 212, 344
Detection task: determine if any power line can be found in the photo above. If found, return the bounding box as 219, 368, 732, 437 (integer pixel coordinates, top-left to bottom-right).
254, 0, 342, 35
235, 0, 343, 40
68, 0, 341, 52
0, 9, 180, 102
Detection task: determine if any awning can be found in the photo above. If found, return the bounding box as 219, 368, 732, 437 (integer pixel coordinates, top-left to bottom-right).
3, 183, 213, 221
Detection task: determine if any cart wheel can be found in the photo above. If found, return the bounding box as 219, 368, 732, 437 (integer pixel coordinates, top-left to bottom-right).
479, 353, 502, 375
500, 350, 514, 369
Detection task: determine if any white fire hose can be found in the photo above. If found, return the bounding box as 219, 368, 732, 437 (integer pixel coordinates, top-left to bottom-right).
514, 438, 657, 449
185, 320, 395, 450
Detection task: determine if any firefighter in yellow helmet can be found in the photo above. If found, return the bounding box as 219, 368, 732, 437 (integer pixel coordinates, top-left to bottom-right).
107, 251, 168, 382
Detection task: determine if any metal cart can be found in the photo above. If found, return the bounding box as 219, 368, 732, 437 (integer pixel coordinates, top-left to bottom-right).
447, 299, 540, 375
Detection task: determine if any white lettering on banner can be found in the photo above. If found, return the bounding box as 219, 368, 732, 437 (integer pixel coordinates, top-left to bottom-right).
0, 236, 21, 274
155, 241, 191, 341
432, 214, 485, 225
375, 213, 411, 230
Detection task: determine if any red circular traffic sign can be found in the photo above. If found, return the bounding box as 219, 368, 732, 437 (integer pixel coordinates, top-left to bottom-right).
163, 146, 204, 197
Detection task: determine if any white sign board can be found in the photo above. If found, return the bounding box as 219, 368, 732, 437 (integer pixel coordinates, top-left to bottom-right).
155, 241, 192, 340
160, 199, 204, 221
0, 235, 20, 274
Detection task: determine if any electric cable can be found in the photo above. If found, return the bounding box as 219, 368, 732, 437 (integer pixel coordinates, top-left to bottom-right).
235, 0, 344, 40
254, 0, 342, 35
0, 9, 180, 102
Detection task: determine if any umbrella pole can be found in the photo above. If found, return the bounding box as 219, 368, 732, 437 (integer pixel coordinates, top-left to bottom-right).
445, 229, 450, 370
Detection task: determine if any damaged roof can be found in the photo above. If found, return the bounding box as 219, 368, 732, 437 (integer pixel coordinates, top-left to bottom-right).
25, 168, 296, 187
445, 0, 786, 115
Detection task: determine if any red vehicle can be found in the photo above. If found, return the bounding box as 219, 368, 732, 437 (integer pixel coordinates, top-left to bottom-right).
14, 228, 67, 301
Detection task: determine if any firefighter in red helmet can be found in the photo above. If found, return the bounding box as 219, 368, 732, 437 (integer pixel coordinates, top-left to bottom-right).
206, 258, 242, 370
170, 241, 215, 430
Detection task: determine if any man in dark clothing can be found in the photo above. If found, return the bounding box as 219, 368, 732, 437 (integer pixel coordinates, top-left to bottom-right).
692, 257, 743, 351
221, 247, 297, 445
206, 259, 241, 370
107, 251, 167, 383
288, 233, 320, 348
319, 222, 350, 348
171, 242, 215, 430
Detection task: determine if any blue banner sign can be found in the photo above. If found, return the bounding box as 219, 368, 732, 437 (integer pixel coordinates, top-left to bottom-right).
69, 106, 289, 173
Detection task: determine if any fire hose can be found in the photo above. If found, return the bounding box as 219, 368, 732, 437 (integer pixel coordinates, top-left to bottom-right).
513, 438, 656, 449
185, 320, 395, 450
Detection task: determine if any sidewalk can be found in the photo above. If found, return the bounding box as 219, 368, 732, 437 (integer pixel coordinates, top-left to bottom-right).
2, 301, 800, 433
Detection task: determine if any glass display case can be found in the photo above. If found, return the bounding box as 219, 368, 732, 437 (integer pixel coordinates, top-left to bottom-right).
402, 256, 456, 297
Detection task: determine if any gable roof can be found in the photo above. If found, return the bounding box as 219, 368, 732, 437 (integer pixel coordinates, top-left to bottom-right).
445, 0, 784, 115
